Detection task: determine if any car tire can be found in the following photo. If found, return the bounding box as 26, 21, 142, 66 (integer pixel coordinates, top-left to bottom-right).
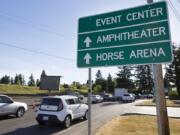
64, 115, 71, 128
16, 107, 25, 117
38, 121, 46, 126
83, 110, 88, 120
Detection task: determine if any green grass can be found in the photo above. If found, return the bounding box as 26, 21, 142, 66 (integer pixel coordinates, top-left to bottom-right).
0, 84, 88, 95
0, 84, 49, 95
95, 115, 180, 135
136, 99, 180, 107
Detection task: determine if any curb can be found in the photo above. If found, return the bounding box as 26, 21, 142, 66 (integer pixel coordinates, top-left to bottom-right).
121, 113, 180, 119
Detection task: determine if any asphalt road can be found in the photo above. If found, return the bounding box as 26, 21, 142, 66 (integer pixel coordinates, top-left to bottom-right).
0, 101, 136, 135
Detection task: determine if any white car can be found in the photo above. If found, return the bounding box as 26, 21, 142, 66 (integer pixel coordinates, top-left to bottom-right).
36, 95, 88, 128
91, 95, 103, 103
0, 95, 28, 117
122, 94, 135, 102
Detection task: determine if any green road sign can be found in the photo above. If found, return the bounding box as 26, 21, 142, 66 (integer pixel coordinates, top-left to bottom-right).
77, 1, 173, 68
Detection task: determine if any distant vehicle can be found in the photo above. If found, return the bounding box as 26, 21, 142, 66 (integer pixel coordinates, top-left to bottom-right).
67, 92, 85, 101
114, 88, 128, 101
129, 93, 136, 99
0, 95, 28, 117
136, 93, 142, 99
122, 94, 135, 103
102, 93, 114, 101
147, 94, 153, 99
91, 95, 103, 103
141, 94, 153, 99
36, 95, 88, 128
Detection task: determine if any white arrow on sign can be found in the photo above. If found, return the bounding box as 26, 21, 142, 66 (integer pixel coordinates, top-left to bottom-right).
84, 53, 92, 64
84, 36, 92, 48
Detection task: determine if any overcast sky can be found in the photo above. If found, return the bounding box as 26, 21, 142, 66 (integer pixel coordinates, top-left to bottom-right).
0, 0, 179, 84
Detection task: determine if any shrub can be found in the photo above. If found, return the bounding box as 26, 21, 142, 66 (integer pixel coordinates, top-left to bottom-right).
93, 85, 102, 93
168, 91, 179, 100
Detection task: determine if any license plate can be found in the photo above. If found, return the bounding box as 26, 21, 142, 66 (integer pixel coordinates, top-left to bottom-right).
43, 116, 49, 121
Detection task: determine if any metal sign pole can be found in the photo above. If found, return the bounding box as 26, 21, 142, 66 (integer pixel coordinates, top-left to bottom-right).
88, 68, 92, 135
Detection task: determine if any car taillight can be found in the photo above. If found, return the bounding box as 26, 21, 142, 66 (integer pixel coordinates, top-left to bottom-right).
58, 103, 63, 111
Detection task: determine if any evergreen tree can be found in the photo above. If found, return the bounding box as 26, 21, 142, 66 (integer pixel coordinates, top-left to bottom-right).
41, 70, 47, 77
116, 66, 133, 89
166, 44, 180, 95
146, 65, 153, 91
164, 73, 170, 89
107, 73, 115, 93
94, 70, 107, 92
135, 65, 153, 93
18, 74, 23, 85
0, 75, 10, 84
63, 84, 69, 88
21, 75, 26, 85
14, 74, 25, 85
95, 70, 103, 84
10, 77, 14, 84
36, 79, 40, 87
174, 46, 180, 95
14, 74, 20, 84
71, 81, 81, 89
28, 74, 35, 86
18, 74, 25, 85
165, 63, 175, 88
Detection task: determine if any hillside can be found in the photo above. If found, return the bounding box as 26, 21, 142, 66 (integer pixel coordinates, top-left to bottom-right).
0, 84, 49, 95
0, 84, 88, 95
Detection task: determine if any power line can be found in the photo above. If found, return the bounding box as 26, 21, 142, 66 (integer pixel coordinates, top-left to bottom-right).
0, 10, 76, 40
0, 41, 75, 62
168, 0, 180, 23
177, 0, 180, 4
0, 11, 77, 62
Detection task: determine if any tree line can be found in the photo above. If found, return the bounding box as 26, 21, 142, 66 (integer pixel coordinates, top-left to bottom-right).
164, 44, 180, 96
0, 44, 179, 95
91, 65, 153, 94
0, 71, 45, 87
90, 44, 180, 95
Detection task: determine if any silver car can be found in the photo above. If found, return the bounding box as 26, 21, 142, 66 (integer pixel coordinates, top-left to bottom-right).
0, 95, 28, 117
91, 95, 103, 103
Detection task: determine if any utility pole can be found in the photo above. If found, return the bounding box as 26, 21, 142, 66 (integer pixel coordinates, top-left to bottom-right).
148, 1, 170, 135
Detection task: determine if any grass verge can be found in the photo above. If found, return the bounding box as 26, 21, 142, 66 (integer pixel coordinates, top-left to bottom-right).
0, 84, 49, 95
0, 84, 88, 95
136, 99, 180, 107
95, 115, 180, 135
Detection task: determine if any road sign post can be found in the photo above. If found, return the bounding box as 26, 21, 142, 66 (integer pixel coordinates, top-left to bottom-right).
88, 68, 92, 135
78, 1, 172, 135
147, 1, 170, 135
153, 64, 170, 135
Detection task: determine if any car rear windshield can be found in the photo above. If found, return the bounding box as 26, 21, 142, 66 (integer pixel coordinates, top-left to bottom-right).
41, 98, 62, 106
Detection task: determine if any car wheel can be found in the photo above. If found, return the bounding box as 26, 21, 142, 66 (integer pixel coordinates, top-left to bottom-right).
83, 110, 88, 120
16, 107, 25, 117
64, 115, 71, 128
38, 121, 46, 126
